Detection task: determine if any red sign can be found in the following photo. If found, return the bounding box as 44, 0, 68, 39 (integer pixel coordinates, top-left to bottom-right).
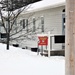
38, 36, 48, 46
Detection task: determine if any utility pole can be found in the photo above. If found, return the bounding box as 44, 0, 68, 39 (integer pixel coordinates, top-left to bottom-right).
66, 0, 75, 75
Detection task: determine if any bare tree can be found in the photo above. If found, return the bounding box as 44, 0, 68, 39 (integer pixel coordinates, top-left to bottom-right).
0, 0, 41, 50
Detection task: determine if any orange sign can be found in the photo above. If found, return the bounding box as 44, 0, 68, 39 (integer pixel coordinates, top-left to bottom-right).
38, 36, 48, 45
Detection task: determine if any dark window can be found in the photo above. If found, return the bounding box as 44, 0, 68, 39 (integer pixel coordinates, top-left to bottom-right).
1, 33, 7, 38
26, 19, 28, 33
20, 19, 25, 29
62, 13, 65, 35
23, 19, 25, 28
33, 18, 36, 32
54, 35, 65, 43
63, 18, 65, 23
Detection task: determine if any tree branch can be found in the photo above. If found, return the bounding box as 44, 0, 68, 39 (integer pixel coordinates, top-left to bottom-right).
0, 8, 7, 32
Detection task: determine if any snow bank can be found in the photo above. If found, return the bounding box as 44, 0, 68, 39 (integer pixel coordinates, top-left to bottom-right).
0, 43, 65, 75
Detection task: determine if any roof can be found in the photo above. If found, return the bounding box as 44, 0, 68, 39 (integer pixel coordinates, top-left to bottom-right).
22, 0, 66, 14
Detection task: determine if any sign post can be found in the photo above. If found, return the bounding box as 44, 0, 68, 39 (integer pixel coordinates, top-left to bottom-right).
48, 31, 50, 57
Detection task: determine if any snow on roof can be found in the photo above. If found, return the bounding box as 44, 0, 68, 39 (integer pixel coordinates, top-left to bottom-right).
22, 0, 66, 13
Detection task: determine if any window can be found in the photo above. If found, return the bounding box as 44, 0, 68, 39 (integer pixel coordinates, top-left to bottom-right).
62, 14, 65, 35
61, 9, 65, 49
62, 9, 65, 35
20, 19, 25, 29
20, 20, 22, 26
26, 19, 28, 33
41, 16, 44, 32
62, 10, 65, 49
33, 17, 36, 32
14, 20, 17, 32
23, 19, 25, 28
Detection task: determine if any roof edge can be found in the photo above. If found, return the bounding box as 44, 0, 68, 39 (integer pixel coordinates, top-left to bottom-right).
21, 2, 65, 15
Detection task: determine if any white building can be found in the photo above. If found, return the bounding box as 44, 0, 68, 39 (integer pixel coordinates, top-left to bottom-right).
0, 0, 66, 51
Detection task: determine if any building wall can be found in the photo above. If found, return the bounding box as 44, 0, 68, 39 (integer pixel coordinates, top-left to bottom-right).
10, 6, 65, 50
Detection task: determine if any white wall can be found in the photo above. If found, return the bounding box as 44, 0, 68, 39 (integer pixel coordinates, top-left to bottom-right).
10, 6, 65, 50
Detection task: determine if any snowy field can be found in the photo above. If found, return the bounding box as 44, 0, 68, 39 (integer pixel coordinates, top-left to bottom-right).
0, 43, 65, 75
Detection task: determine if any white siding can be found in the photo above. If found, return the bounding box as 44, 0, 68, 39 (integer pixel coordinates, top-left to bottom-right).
10, 6, 65, 50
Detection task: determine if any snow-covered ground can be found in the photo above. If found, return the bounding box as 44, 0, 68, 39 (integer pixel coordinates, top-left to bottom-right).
0, 43, 65, 75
